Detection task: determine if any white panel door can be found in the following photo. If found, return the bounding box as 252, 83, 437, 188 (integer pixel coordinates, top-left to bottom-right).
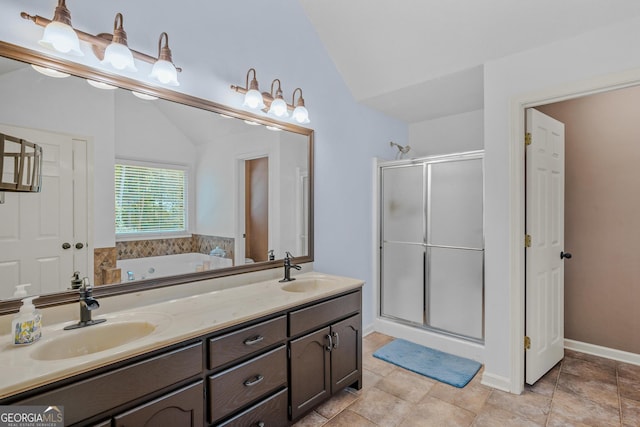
525, 109, 566, 385
0, 124, 87, 298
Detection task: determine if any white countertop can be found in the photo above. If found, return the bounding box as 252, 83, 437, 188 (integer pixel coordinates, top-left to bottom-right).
0, 272, 363, 399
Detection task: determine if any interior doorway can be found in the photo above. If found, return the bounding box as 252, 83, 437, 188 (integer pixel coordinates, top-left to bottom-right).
522, 83, 640, 386
0, 124, 90, 298
244, 156, 269, 263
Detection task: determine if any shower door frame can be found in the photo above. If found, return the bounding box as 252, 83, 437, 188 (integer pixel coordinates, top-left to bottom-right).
378, 150, 485, 344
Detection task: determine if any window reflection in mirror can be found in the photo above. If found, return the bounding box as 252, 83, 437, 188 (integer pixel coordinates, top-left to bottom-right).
0, 50, 312, 302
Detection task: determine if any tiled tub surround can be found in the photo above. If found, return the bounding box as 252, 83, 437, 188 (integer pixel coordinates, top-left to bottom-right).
94, 234, 235, 284
0, 271, 362, 399
115, 234, 234, 260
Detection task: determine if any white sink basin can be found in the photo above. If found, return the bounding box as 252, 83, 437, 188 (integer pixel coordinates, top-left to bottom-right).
281, 278, 335, 293
31, 315, 169, 361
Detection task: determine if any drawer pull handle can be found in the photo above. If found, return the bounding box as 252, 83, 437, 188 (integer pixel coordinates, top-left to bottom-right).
244, 374, 264, 387
332, 331, 340, 349
243, 335, 264, 345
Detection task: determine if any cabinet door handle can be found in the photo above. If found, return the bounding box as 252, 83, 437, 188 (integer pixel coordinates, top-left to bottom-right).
325, 334, 333, 352
243, 374, 264, 387
75, 242, 84, 249
243, 335, 264, 346
256, 422, 265, 427
332, 331, 339, 349
62, 242, 71, 250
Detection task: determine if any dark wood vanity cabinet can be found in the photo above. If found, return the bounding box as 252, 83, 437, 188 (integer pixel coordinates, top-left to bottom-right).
1, 288, 362, 427
288, 293, 363, 421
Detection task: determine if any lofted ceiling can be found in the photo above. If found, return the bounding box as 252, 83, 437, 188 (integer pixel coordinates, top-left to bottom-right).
298, 0, 640, 123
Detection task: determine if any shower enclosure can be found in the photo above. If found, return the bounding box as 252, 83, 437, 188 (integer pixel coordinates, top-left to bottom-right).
379, 151, 484, 342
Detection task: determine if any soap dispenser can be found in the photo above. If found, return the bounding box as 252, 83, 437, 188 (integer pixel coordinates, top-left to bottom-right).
13, 283, 31, 298
12, 296, 42, 345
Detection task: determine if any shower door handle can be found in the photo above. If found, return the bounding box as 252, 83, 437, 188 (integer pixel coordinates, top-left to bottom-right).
560, 251, 572, 259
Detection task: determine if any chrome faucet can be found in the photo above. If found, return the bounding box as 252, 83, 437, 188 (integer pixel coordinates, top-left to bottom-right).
279, 251, 301, 282
64, 277, 107, 330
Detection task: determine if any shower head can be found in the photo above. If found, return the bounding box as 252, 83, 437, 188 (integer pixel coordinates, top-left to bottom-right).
390, 141, 411, 159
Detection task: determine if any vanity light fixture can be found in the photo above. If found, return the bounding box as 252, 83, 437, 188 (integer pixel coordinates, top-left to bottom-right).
31, 64, 70, 78
267, 79, 289, 118
21, 7, 182, 85
36, 0, 83, 56
101, 13, 136, 72
149, 33, 179, 86
234, 68, 265, 109
231, 68, 310, 124
291, 88, 310, 124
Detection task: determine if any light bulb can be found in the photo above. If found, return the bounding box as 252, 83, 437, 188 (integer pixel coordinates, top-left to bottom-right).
243, 89, 265, 109
39, 21, 83, 56
150, 59, 179, 86
103, 43, 137, 71
268, 98, 289, 118
292, 105, 310, 124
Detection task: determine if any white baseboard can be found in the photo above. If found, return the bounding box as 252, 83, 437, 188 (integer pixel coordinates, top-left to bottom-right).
565, 339, 640, 366
363, 323, 375, 337
481, 372, 511, 392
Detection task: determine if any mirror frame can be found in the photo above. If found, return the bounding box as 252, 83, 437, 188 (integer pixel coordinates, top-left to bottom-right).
0, 40, 314, 315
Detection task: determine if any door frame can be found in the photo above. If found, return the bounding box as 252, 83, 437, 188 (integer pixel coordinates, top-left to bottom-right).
508, 69, 640, 393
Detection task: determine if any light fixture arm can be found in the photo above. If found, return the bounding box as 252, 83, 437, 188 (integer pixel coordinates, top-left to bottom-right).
111, 13, 127, 46
292, 87, 305, 108
20, 11, 182, 72
270, 79, 283, 98
52, 0, 72, 26
157, 32, 173, 63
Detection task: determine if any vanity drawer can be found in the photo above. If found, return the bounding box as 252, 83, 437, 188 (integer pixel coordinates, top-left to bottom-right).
216, 387, 287, 427
208, 315, 286, 370
208, 345, 287, 424
16, 342, 203, 426
289, 290, 361, 337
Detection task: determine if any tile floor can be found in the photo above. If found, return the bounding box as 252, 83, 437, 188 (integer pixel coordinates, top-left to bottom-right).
293, 332, 640, 426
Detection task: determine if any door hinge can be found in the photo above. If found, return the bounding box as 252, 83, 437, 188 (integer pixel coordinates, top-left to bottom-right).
287, 346, 291, 359
288, 405, 292, 417
525, 132, 532, 147
525, 234, 532, 248
524, 336, 531, 351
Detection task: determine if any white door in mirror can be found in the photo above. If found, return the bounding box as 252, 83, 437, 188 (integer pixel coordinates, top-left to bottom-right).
0, 124, 89, 299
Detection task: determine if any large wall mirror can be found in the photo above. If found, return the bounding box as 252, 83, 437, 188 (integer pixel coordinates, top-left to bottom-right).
0, 41, 313, 313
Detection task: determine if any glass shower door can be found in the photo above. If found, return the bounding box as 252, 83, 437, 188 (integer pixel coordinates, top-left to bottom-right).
380, 164, 425, 324
427, 158, 484, 340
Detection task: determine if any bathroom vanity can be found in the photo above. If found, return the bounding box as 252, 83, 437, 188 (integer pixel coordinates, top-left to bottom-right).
0, 273, 363, 426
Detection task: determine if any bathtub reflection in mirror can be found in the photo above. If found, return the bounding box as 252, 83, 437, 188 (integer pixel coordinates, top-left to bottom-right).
0, 51, 312, 301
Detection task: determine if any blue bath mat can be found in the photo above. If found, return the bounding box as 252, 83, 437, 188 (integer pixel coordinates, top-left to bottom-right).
373, 339, 481, 388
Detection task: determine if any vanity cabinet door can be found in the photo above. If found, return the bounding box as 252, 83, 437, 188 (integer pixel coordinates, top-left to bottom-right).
114, 380, 203, 427
289, 327, 331, 420
330, 314, 362, 393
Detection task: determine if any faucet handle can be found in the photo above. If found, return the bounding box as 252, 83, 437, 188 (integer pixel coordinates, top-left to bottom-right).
285, 251, 294, 260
